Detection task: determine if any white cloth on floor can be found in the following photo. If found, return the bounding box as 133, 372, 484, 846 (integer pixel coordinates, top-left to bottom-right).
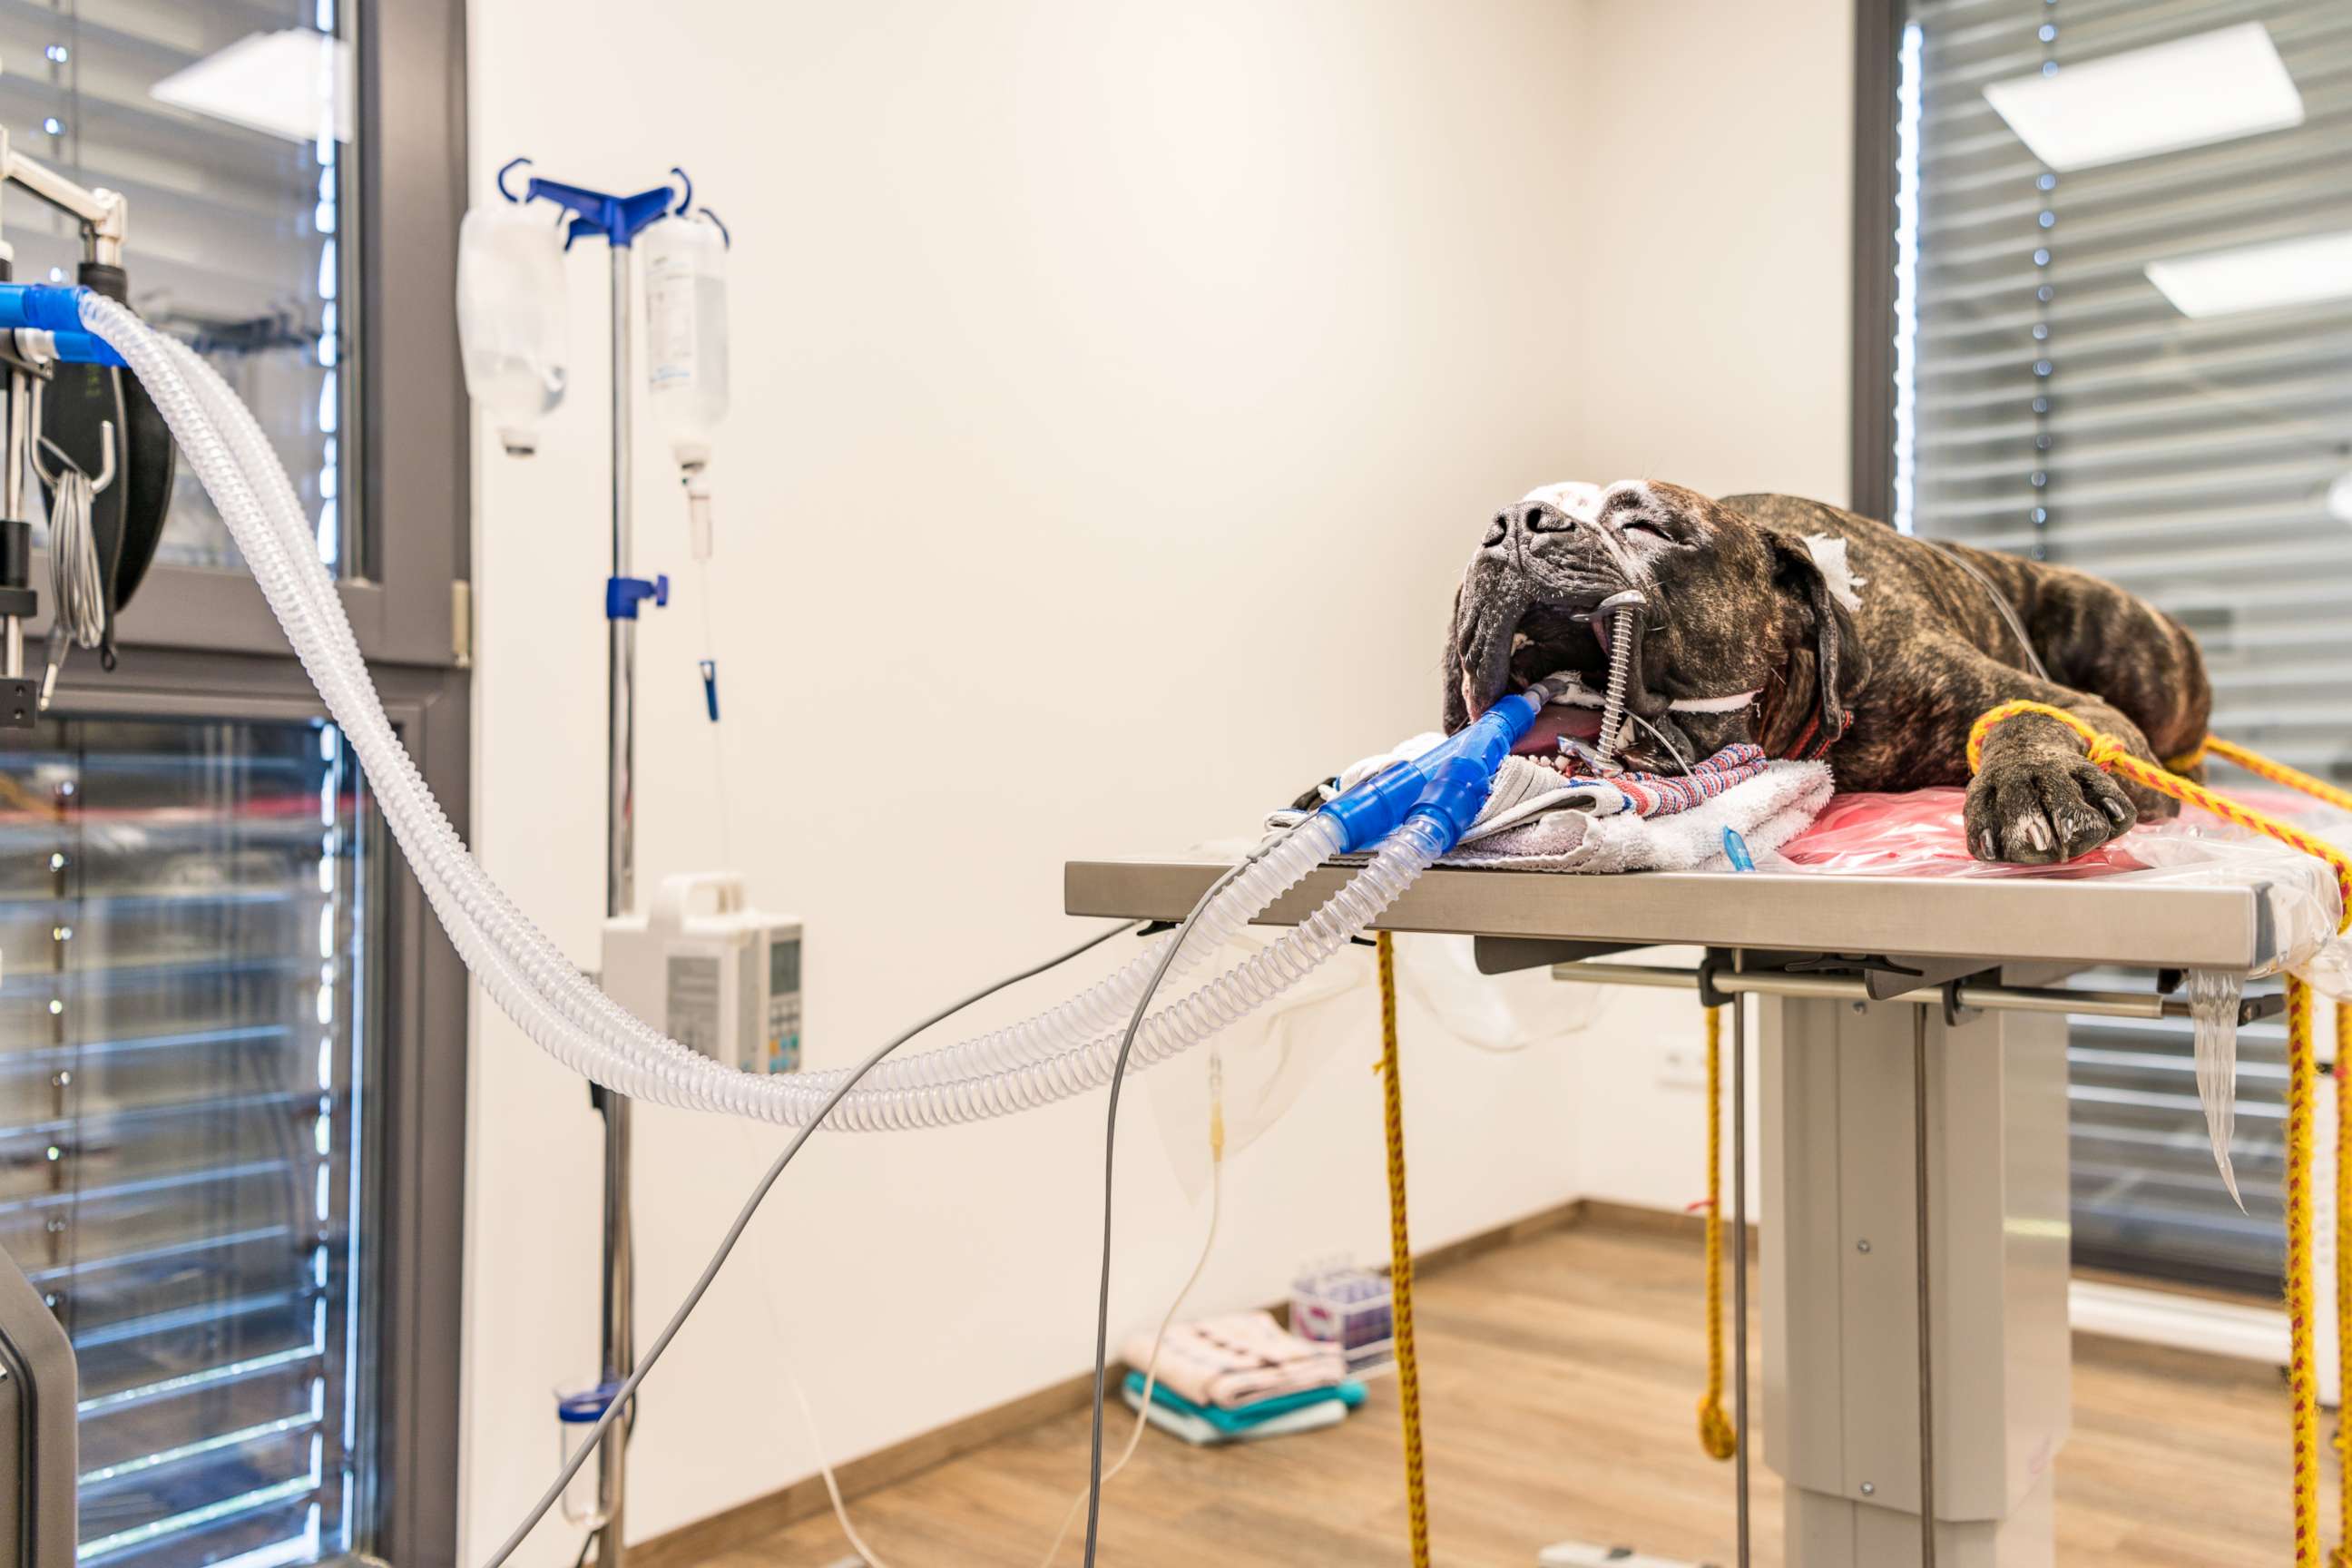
1122, 1310, 1348, 1410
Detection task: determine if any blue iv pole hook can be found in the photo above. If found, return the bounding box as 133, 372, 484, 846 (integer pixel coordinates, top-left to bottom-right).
495, 156, 533, 203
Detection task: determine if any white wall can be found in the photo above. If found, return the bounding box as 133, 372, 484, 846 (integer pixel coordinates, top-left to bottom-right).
1571, 0, 1857, 505
1560, 0, 1857, 1210
456, 2, 1794, 1563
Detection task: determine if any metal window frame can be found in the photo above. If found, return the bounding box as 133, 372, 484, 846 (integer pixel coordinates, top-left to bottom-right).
20, 0, 470, 671
7, 0, 474, 1558
50, 645, 469, 1568
1850, 0, 1904, 522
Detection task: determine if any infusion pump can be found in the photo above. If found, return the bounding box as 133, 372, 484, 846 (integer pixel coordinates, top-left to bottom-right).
602, 873, 802, 1075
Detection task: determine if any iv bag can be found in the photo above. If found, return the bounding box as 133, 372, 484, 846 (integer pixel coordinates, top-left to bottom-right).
457, 204, 570, 456
642, 211, 730, 469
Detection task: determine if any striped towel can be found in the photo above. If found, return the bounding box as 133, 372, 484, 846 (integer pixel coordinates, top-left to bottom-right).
1555, 743, 1770, 818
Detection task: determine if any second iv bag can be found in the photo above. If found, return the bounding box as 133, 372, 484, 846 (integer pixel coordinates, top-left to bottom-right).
457, 203, 570, 456
642, 211, 730, 474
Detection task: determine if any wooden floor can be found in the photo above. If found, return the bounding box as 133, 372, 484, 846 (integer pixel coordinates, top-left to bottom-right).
710, 1224, 2318, 1566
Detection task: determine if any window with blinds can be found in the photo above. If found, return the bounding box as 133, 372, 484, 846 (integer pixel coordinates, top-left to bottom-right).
1887, 0, 2349, 1289
0, 0, 354, 575
0, 716, 375, 1568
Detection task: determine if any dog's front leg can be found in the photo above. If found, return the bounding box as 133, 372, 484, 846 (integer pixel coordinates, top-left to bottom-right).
1951, 646, 2174, 865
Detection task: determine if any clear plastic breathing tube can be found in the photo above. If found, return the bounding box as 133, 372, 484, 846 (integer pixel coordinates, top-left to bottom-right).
81, 293, 1459, 1129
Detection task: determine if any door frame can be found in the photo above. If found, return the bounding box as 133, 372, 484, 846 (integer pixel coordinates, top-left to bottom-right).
54, 648, 468, 1568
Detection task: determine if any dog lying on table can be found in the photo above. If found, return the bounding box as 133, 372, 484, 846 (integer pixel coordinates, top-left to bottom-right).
1443, 480, 2211, 866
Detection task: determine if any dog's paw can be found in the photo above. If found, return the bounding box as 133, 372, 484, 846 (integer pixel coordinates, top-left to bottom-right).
1965, 752, 2138, 865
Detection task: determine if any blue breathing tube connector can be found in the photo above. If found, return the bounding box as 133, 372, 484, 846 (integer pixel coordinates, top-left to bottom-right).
1316, 684, 1551, 855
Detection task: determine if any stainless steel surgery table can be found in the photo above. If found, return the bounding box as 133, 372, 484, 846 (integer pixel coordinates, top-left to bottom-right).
1067, 855, 2288, 1568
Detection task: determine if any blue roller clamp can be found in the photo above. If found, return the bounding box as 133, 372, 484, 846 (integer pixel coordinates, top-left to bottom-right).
605, 574, 669, 621
698, 659, 719, 722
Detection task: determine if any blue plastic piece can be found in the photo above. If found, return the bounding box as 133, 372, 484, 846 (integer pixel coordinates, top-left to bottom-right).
515, 168, 685, 250
1721, 827, 1756, 871
555, 1381, 622, 1423
41, 330, 124, 368
605, 573, 670, 620
1316, 688, 1548, 854
0, 283, 93, 335
698, 659, 719, 721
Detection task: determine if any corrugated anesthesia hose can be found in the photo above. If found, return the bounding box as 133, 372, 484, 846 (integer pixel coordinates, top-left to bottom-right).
77, 293, 1484, 1131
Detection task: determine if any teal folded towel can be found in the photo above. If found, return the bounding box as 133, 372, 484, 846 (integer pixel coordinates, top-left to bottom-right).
1122, 1371, 1365, 1435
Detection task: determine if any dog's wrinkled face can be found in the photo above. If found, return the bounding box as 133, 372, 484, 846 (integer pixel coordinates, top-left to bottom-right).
1444, 480, 1867, 772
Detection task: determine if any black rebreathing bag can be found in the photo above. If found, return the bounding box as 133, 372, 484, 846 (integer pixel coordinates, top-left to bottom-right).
37, 261, 176, 665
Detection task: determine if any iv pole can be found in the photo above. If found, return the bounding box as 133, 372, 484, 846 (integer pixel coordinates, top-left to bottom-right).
495, 161, 678, 1568
598, 230, 637, 1568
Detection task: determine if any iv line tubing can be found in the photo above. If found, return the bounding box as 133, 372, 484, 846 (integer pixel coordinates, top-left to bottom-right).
479, 917, 1142, 1568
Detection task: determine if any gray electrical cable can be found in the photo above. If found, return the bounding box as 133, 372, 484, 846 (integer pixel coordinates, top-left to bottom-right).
1080, 857, 1256, 1565
39, 455, 103, 708
481, 916, 1143, 1568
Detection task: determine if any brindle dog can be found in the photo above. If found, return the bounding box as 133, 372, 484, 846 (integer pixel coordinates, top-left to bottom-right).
1444, 481, 2211, 866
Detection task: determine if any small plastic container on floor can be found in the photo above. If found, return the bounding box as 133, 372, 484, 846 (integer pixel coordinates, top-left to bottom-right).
1290, 1259, 1394, 1372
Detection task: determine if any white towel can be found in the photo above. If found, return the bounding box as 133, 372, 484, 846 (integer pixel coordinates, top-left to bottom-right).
1455, 758, 1833, 872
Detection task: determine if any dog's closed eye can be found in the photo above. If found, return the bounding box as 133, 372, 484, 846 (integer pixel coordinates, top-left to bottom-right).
1620, 518, 1671, 543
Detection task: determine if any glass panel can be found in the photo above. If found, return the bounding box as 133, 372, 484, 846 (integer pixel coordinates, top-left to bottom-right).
1886, 0, 2337, 1289
0, 715, 377, 1568
0, 0, 358, 576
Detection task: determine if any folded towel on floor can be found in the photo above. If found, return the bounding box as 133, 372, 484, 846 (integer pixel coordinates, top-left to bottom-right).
1121, 1310, 1349, 1409
1122, 1370, 1367, 1434
1121, 1383, 1351, 1446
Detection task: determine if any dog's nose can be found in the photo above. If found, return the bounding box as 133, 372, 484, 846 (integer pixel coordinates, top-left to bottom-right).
1485, 500, 1583, 554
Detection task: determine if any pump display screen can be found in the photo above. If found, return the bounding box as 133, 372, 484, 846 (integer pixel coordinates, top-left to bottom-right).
769, 936, 800, 995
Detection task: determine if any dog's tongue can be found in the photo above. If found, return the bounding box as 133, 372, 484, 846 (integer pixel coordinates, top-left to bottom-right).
1513, 704, 1603, 756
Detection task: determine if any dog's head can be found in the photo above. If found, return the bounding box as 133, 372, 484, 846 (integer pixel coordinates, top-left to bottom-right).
1443, 480, 1870, 771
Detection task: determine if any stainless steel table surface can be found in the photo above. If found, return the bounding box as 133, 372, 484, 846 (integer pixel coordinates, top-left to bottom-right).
1063, 856, 2276, 972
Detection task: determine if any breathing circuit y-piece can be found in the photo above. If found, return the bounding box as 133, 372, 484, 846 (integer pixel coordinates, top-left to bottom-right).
1317, 681, 1556, 854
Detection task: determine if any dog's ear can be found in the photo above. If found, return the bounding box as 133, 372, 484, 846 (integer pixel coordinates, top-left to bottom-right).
1767, 530, 1871, 740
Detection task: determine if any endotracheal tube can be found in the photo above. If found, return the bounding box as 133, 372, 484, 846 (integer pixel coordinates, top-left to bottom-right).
74, 286, 1550, 1132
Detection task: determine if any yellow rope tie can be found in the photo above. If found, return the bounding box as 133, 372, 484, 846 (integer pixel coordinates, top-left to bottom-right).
1966, 702, 2352, 922
1373, 932, 1432, 1568
2290, 976, 2324, 1566
2173, 737, 2352, 816
1697, 1004, 1737, 1461
2337, 1000, 2351, 1568
1972, 701, 2352, 1565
